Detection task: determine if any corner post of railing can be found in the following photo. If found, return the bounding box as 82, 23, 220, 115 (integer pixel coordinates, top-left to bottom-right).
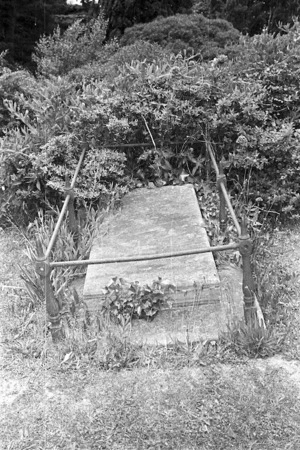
238, 217, 256, 325
35, 240, 63, 342
217, 159, 227, 232
65, 174, 79, 244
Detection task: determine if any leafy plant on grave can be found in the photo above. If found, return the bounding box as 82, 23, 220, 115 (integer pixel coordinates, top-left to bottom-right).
101, 277, 176, 325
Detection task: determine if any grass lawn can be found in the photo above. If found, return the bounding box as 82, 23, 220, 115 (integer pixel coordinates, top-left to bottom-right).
1, 226, 300, 450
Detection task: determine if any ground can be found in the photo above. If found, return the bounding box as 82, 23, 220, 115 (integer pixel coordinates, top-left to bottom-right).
0, 224, 300, 450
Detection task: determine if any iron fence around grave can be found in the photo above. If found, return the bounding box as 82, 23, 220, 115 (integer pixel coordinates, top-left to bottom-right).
36, 138, 258, 342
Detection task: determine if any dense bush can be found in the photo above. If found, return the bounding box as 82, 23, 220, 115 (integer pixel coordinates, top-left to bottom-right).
68, 40, 169, 83
121, 13, 240, 59
1, 16, 300, 226
0, 74, 130, 223
193, 0, 300, 35
101, 0, 193, 38
212, 21, 300, 216
0, 52, 37, 135
33, 15, 116, 77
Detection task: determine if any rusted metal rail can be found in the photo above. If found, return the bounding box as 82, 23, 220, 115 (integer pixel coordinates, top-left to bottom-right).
206, 141, 256, 324
44, 146, 86, 259
35, 143, 87, 341
50, 242, 239, 268
37, 138, 258, 341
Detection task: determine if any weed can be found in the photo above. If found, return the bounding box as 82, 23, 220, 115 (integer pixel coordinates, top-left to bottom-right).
220, 320, 287, 358
18, 204, 104, 310
252, 230, 296, 325
198, 173, 293, 358
40, 287, 140, 371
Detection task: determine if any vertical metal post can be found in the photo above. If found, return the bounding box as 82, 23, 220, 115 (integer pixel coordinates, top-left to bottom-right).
65, 174, 79, 243
35, 240, 63, 342
217, 159, 227, 232
239, 217, 257, 325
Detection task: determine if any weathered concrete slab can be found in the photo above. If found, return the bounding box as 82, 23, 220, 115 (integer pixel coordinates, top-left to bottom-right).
83, 185, 221, 311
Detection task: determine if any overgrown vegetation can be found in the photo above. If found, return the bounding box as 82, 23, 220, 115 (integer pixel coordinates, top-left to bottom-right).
120, 13, 240, 58
1, 14, 299, 362
1, 9, 300, 450
1, 16, 299, 227
193, 0, 300, 35
19, 208, 99, 308
8, 175, 293, 365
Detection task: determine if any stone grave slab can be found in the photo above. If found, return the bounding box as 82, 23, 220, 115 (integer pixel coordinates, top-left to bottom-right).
83, 184, 221, 312
125, 265, 244, 345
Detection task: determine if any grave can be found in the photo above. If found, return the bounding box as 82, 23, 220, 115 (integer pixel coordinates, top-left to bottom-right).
82, 184, 244, 343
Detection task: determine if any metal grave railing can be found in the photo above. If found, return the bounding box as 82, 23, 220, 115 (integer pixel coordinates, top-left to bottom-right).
35, 139, 257, 341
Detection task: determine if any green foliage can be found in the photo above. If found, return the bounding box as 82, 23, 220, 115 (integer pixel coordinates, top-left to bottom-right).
19, 206, 102, 312
102, 0, 193, 38
0, 50, 9, 72
37, 135, 127, 200
252, 230, 297, 326
0, 69, 36, 135
228, 0, 300, 35
0, 48, 213, 223
193, 0, 300, 35
68, 40, 169, 82
1, 16, 300, 226
33, 15, 111, 77
121, 13, 240, 59
210, 21, 300, 217
101, 277, 176, 325
58, 301, 141, 371
0, 0, 67, 68
220, 321, 287, 358
232, 22, 300, 124
0, 73, 128, 224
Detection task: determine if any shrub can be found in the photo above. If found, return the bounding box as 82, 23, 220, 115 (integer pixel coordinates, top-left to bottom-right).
103, 0, 193, 38
1, 47, 217, 224
0, 68, 38, 135
33, 15, 114, 77
208, 21, 300, 217
121, 13, 240, 59
68, 40, 169, 83
233, 22, 300, 125
0, 74, 129, 224
1, 16, 300, 225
